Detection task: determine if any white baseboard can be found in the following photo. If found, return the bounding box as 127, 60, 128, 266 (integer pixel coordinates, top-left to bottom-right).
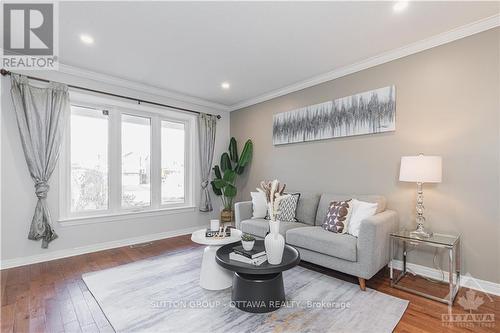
0, 226, 201, 270
390, 260, 500, 297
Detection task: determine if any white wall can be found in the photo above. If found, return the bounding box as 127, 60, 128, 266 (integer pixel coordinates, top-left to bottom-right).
0, 70, 230, 265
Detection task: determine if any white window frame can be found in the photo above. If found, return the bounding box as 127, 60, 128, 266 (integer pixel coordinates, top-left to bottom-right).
58, 91, 196, 224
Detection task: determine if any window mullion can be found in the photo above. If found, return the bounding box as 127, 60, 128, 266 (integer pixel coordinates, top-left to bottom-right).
189, 119, 195, 207
108, 109, 121, 213
151, 116, 161, 209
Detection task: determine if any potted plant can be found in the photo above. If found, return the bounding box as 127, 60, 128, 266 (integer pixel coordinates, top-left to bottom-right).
241, 233, 256, 251
211, 137, 253, 223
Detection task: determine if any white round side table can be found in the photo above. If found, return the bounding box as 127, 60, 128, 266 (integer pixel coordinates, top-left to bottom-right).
191, 228, 242, 290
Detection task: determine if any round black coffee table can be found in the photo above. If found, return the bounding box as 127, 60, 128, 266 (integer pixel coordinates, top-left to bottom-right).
215, 240, 300, 313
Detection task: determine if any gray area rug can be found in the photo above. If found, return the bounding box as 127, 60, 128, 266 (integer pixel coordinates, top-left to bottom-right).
83, 248, 408, 333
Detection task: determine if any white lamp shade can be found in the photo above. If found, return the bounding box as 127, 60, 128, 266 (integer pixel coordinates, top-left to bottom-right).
399, 155, 442, 183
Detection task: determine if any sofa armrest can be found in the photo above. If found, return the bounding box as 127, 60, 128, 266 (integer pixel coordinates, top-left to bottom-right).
357, 210, 399, 279
234, 201, 253, 229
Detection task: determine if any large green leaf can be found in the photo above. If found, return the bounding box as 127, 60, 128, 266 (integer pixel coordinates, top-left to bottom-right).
213, 179, 227, 189
213, 165, 222, 179
224, 184, 237, 198
234, 164, 245, 175
223, 169, 236, 183
220, 153, 232, 172
211, 181, 222, 196
229, 137, 238, 163
238, 140, 253, 167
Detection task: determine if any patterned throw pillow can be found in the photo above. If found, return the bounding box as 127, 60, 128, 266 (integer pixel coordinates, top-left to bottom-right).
265, 193, 300, 222
322, 199, 353, 233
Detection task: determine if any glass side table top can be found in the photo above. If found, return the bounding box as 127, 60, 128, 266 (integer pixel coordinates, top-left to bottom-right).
390, 230, 459, 247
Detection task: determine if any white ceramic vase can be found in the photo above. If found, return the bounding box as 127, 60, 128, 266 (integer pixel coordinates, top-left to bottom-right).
265, 220, 285, 265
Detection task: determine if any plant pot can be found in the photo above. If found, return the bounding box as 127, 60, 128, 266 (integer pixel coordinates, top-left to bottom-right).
265, 220, 285, 265
241, 240, 255, 251
220, 209, 233, 223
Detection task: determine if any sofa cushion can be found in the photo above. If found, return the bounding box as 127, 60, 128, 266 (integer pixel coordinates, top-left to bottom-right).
315, 194, 386, 226
286, 226, 357, 262
241, 219, 269, 238
279, 221, 308, 235
241, 219, 307, 238
289, 191, 320, 225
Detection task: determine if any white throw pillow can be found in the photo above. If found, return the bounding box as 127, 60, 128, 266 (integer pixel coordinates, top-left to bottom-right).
348, 199, 378, 237
251, 191, 267, 219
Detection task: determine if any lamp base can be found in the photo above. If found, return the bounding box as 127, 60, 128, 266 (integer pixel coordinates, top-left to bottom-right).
410, 224, 433, 238
412, 183, 433, 238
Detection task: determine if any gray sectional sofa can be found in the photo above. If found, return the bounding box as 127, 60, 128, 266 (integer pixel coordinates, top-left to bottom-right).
234, 192, 398, 290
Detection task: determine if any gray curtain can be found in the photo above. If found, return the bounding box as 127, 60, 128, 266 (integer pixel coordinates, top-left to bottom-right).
10, 74, 70, 248
198, 113, 217, 212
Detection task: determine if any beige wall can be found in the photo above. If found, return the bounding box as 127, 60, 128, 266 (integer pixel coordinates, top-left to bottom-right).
230, 28, 500, 283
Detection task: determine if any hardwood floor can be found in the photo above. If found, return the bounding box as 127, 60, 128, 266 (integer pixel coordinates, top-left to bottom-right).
1, 234, 498, 333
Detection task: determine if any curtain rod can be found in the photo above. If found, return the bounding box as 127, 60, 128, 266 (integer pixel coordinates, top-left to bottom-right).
0, 69, 221, 119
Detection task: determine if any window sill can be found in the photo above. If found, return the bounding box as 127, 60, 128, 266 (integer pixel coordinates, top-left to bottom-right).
58, 206, 197, 227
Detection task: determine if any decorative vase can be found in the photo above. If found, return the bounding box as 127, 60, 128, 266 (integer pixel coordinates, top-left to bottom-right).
241, 240, 255, 251
265, 220, 285, 265
220, 209, 232, 223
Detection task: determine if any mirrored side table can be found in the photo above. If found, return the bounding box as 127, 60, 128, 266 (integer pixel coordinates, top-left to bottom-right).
390, 231, 460, 305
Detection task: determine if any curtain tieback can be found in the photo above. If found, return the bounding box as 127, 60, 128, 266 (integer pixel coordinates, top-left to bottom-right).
35, 181, 50, 199
201, 180, 209, 189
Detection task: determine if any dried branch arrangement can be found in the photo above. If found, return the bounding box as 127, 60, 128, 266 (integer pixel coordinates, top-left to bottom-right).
257, 179, 288, 221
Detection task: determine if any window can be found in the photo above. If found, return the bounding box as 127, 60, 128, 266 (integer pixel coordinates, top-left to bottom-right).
122, 115, 151, 208
161, 121, 185, 204
70, 106, 109, 212
60, 96, 194, 221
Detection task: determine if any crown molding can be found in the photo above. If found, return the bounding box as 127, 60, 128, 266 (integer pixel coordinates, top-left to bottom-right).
229, 14, 500, 111
1, 56, 231, 112
57, 64, 231, 112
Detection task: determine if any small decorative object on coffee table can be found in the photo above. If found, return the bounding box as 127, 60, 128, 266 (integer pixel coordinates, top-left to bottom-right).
258, 180, 288, 264
210, 219, 220, 232
241, 234, 255, 251
390, 230, 460, 305
205, 225, 232, 238
216, 240, 300, 313
191, 228, 242, 290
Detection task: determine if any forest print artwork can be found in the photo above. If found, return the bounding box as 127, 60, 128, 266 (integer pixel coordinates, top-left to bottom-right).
272, 85, 396, 145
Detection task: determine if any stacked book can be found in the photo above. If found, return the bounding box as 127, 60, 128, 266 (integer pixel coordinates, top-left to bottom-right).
205, 226, 232, 238
229, 244, 267, 266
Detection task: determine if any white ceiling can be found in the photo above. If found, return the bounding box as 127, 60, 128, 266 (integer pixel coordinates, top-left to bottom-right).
59, 1, 499, 109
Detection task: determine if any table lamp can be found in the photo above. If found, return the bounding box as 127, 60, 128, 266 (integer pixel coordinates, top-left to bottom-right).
399, 154, 442, 238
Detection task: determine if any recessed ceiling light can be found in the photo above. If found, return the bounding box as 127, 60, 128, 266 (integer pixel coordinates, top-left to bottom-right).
221, 82, 230, 90
393, 1, 408, 13
80, 34, 94, 45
